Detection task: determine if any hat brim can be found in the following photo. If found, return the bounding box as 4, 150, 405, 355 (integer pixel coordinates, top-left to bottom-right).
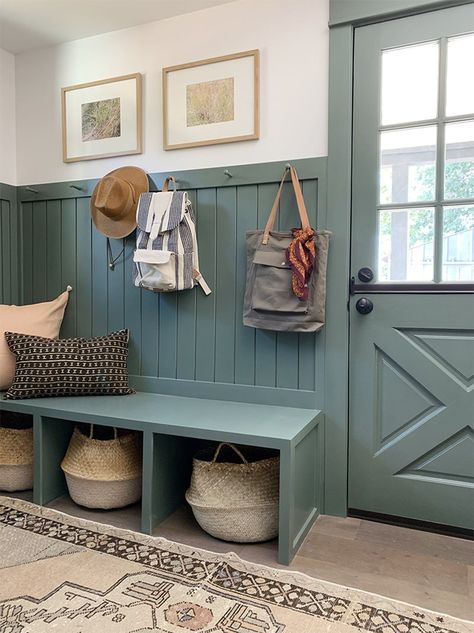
91, 166, 149, 239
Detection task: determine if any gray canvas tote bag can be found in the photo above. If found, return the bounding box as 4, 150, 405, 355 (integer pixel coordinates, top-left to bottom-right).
243, 167, 330, 333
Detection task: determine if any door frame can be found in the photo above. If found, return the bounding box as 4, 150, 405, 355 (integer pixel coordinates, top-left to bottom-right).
325, 0, 474, 516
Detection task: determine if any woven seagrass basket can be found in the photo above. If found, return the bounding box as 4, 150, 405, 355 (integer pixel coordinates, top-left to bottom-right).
0, 413, 33, 492
186, 443, 279, 543
61, 425, 142, 510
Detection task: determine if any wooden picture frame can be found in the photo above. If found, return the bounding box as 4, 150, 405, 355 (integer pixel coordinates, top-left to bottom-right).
163, 50, 260, 150
61, 73, 142, 163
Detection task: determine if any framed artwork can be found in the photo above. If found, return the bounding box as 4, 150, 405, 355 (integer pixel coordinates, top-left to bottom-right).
163, 50, 259, 150
61, 73, 142, 163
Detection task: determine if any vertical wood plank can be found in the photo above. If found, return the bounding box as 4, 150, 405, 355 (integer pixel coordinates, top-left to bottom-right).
235, 185, 257, 385
46, 200, 62, 300
302, 179, 318, 227
255, 183, 278, 387
276, 182, 299, 389
32, 201, 47, 303
298, 179, 319, 392
176, 189, 197, 380
60, 199, 76, 337
76, 198, 92, 338
91, 223, 107, 336
21, 202, 33, 304
158, 293, 176, 379
215, 186, 237, 383
276, 332, 300, 389
1, 201, 10, 303
141, 286, 159, 378
9, 198, 20, 305
195, 188, 217, 382
124, 234, 142, 375
107, 237, 125, 333
0, 201, 5, 303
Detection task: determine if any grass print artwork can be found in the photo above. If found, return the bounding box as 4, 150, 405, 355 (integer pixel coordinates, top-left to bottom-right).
81, 97, 121, 142
186, 77, 234, 127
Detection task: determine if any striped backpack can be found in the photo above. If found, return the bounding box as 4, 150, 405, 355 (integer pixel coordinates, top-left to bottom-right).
133, 177, 211, 295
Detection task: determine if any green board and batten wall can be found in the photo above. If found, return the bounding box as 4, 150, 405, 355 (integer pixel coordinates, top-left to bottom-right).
0, 158, 327, 411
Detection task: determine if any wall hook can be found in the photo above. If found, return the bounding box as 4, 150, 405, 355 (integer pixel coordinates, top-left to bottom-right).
285, 163, 292, 169
69, 184, 84, 191
25, 187, 39, 194
107, 238, 125, 271
223, 169, 233, 178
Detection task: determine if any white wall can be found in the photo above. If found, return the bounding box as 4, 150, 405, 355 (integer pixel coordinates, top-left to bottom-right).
14, 0, 329, 185
0, 48, 17, 185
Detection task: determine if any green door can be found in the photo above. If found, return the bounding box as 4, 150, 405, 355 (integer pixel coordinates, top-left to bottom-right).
349, 4, 474, 530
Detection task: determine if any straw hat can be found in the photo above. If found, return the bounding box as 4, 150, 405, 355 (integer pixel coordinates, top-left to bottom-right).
91, 166, 149, 238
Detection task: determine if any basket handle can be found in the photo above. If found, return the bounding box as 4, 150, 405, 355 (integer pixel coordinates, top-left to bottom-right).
212, 443, 248, 464
88, 424, 118, 440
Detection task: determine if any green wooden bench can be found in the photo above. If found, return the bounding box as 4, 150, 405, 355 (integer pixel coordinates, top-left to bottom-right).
0, 392, 323, 564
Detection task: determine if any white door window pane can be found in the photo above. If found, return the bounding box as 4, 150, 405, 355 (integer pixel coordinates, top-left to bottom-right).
446, 34, 474, 117
381, 42, 439, 126
378, 208, 435, 281
442, 205, 474, 281
380, 127, 437, 204
445, 120, 474, 200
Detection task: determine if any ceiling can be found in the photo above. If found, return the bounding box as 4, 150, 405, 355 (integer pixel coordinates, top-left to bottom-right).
0, 0, 236, 54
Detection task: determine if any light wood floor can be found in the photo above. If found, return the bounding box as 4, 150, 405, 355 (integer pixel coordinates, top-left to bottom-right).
7, 493, 474, 621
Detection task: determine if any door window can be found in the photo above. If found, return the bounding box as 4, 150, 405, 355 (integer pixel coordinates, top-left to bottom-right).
377, 33, 474, 282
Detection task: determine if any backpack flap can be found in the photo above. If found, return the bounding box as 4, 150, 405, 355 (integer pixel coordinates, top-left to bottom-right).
134, 249, 176, 292
136, 192, 185, 240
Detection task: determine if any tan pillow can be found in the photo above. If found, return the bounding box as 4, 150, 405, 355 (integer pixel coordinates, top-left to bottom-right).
0, 287, 71, 391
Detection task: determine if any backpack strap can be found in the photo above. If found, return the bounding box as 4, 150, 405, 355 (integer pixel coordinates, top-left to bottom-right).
193, 270, 212, 296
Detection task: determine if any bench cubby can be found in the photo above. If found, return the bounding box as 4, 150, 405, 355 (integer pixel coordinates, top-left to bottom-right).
0, 392, 324, 564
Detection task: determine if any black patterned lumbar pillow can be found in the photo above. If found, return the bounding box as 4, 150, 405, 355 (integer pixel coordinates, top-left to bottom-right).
4, 329, 134, 400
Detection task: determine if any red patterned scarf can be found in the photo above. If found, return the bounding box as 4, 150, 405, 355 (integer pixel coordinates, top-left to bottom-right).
286, 227, 316, 301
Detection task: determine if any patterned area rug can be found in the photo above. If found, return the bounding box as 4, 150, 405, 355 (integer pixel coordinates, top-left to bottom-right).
0, 497, 471, 633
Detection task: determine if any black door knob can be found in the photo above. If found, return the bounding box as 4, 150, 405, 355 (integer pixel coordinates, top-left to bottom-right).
358, 267, 374, 283
356, 297, 374, 314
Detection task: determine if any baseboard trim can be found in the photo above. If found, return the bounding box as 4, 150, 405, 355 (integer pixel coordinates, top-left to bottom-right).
348, 508, 474, 540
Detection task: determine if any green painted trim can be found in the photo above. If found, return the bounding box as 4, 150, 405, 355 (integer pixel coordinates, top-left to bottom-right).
0, 395, 321, 450
330, 0, 473, 26
324, 24, 354, 516
0, 182, 21, 305
326, 0, 474, 518
16, 157, 326, 203
0, 183, 17, 200
130, 375, 319, 409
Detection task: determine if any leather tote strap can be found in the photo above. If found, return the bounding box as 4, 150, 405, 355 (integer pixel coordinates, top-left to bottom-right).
162, 176, 177, 192
262, 166, 311, 245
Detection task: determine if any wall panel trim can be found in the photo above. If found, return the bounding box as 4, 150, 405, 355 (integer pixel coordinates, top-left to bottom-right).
17, 158, 326, 203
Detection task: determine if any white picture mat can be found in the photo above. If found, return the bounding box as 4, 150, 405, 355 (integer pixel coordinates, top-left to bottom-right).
166, 56, 255, 146
65, 78, 138, 159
